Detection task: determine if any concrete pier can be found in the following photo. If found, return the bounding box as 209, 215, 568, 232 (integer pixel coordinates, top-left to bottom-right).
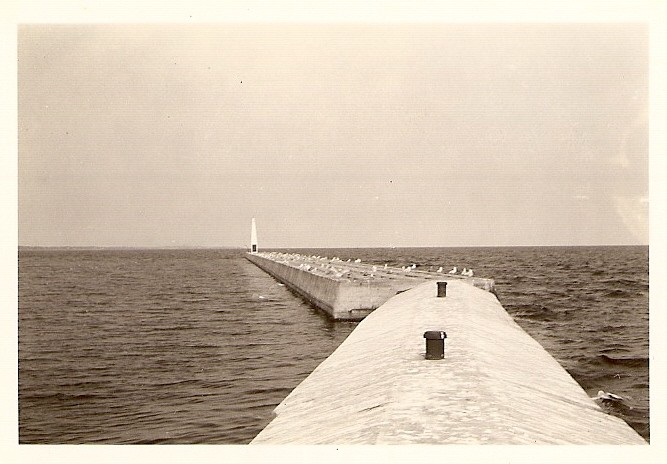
251, 280, 646, 444
246, 252, 495, 320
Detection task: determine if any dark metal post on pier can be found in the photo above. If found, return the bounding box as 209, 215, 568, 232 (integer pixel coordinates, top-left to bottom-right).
424, 330, 447, 359
437, 281, 447, 297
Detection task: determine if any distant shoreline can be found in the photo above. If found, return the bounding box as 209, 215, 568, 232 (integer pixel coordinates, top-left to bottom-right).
17, 246, 246, 251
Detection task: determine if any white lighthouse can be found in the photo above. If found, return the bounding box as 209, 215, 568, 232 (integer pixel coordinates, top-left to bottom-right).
250, 218, 258, 253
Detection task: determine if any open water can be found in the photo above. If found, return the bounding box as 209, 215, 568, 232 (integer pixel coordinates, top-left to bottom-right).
18, 246, 649, 443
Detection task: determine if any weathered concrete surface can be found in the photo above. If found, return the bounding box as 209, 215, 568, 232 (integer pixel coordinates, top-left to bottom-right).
246, 252, 494, 320
251, 280, 646, 444
247, 252, 415, 319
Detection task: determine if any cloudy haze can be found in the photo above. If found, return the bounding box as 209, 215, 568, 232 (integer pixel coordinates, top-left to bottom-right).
18, 23, 648, 248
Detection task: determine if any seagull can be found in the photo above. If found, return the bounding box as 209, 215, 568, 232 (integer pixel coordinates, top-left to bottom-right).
437, 266, 443, 273
448, 267, 457, 274
467, 269, 474, 277
354, 258, 362, 263
411, 263, 417, 269
592, 390, 625, 401
461, 268, 467, 275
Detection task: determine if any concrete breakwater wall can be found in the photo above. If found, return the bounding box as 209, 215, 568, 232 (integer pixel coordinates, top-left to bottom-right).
246, 252, 495, 320
246, 252, 418, 320
251, 280, 646, 444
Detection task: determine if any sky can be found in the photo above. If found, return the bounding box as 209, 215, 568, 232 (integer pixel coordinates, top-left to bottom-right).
17, 23, 648, 248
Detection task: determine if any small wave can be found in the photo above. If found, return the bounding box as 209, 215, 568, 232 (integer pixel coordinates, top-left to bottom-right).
596, 354, 649, 369
599, 346, 632, 354
152, 379, 201, 388
182, 343, 220, 349
599, 277, 645, 286
604, 289, 632, 298
151, 325, 194, 332
506, 304, 570, 322
21, 391, 101, 402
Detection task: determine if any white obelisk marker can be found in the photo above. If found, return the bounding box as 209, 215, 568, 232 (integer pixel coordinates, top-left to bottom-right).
250, 218, 258, 253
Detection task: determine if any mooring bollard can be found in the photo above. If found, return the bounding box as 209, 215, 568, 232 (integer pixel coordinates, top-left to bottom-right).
437, 281, 447, 297
423, 330, 447, 359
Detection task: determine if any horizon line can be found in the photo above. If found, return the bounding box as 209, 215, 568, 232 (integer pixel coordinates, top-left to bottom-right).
17, 244, 649, 250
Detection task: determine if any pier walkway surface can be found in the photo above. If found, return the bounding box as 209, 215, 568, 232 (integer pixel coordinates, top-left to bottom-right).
250, 280, 646, 444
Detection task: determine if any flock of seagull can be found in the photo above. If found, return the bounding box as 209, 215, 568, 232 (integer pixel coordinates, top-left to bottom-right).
435, 266, 474, 277
258, 252, 475, 280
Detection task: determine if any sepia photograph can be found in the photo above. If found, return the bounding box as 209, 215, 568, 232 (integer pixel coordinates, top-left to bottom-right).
5, 0, 665, 462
